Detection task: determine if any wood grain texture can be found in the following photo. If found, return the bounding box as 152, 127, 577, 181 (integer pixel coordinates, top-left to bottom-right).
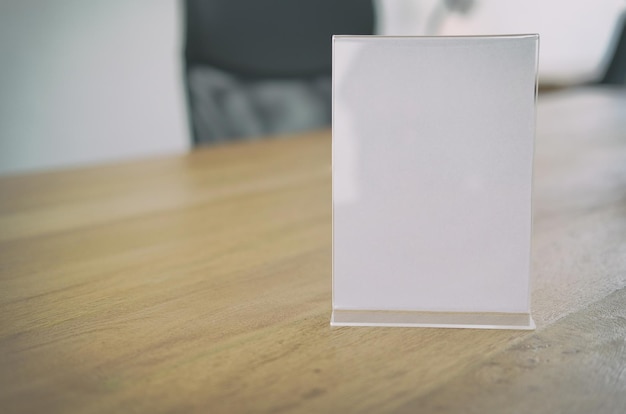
1, 87, 625, 413
397, 287, 626, 414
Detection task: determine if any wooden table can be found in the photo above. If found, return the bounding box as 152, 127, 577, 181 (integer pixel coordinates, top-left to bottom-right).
1, 88, 626, 413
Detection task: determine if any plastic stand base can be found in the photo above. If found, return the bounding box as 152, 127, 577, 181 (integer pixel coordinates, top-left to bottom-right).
331, 310, 536, 330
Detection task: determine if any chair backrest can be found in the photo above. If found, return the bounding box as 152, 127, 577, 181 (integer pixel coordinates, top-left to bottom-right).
185, 0, 375, 79
600, 12, 626, 85
184, 0, 375, 145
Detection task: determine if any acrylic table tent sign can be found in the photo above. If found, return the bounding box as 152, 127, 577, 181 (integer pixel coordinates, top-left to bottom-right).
331, 35, 539, 329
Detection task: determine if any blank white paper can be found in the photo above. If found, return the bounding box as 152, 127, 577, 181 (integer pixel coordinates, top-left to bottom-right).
332, 35, 538, 328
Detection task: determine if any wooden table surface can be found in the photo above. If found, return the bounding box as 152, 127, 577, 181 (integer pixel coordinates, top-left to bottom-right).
1, 87, 626, 413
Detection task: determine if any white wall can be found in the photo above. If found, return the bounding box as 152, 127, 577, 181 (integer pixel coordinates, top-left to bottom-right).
375, 0, 626, 85
0, 0, 190, 176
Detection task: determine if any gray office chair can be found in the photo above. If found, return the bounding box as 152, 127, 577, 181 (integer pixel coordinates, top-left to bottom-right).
184, 0, 375, 145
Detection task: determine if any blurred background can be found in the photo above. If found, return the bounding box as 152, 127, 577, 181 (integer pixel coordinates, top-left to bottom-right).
0, 0, 624, 176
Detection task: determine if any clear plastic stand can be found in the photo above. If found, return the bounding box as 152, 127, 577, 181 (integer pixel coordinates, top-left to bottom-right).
332, 35, 538, 330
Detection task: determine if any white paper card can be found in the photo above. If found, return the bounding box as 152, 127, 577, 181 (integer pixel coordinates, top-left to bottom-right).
332, 35, 538, 329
